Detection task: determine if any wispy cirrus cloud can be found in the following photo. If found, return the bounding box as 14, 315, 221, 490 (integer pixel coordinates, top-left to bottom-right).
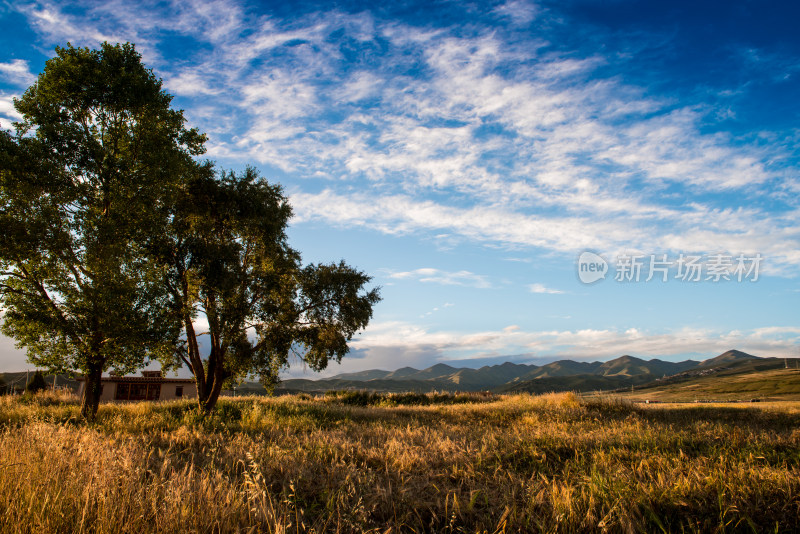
492, 0, 539, 26
528, 283, 564, 294
290, 190, 800, 272
11, 0, 800, 273
386, 268, 491, 288
15, 1, 118, 49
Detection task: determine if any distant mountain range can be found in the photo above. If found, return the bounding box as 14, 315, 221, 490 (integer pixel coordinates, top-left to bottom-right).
1, 349, 774, 397
270, 349, 764, 395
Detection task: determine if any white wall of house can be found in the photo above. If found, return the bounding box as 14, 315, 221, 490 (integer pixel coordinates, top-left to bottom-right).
98, 383, 115, 402
160, 382, 197, 400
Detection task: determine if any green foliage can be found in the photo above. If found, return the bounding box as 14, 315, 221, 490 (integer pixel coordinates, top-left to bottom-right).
214, 401, 244, 421
323, 390, 496, 406
324, 390, 375, 406
25, 371, 48, 393
156, 167, 381, 413
0, 42, 206, 418
1, 41, 379, 419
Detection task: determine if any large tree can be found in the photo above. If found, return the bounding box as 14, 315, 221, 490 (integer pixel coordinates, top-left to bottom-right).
156, 167, 380, 413
0, 43, 205, 418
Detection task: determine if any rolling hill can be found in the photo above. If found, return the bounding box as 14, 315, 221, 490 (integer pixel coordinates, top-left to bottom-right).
510, 360, 601, 381
596, 355, 698, 377
616, 365, 800, 402
5, 349, 787, 401
272, 349, 778, 396
696, 349, 759, 368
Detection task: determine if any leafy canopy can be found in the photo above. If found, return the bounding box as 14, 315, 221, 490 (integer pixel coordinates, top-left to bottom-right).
1, 42, 380, 416
0, 42, 205, 416
157, 167, 380, 411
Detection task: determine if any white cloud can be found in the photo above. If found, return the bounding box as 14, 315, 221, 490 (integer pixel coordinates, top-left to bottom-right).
241, 71, 318, 118
282, 319, 799, 377
492, 0, 540, 26
16, 1, 118, 48
528, 283, 564, 294
291, 190, 626, 250
11, 2, 798, 274
346, 321, 800, 367
336, 71, 384, 102
0, 93, 24, 128
0, 60, 36, 87
291, 190, 800, 272
164, 70, 223, 97
386, 268, 491, 288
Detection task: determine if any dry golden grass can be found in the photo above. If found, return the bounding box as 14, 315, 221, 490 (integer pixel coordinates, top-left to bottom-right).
1, 390, 799, 533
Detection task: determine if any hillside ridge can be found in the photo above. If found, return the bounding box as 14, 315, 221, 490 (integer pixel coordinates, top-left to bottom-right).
1, 349, 771, 397
272, 349, 769, 395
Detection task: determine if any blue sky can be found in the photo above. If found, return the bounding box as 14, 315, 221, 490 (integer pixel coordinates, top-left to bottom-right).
1, 0, 799, 377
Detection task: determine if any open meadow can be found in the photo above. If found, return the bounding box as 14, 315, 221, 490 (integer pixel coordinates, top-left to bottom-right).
1, 391, 799, 533
617, 368, 800, 404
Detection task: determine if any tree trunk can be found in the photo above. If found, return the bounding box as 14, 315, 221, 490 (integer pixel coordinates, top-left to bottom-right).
199, 377, 225, 413
182, 310, 221, 414
184, 314, 206, 400
195, 338, 231, 414
80, 361, 103, 420
197, 349, 227, 414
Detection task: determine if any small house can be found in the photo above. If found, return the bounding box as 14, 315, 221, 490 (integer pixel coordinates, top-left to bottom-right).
77, 371, 197, 402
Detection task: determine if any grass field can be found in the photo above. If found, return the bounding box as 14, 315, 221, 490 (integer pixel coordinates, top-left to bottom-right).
2, 391, 800, 533
618, 368, 800, 403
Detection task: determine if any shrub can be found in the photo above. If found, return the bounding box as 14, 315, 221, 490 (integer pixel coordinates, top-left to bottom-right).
26, 371, 48, 393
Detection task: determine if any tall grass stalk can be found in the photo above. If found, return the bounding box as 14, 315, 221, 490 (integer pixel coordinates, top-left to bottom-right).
1, 391, 798, 532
